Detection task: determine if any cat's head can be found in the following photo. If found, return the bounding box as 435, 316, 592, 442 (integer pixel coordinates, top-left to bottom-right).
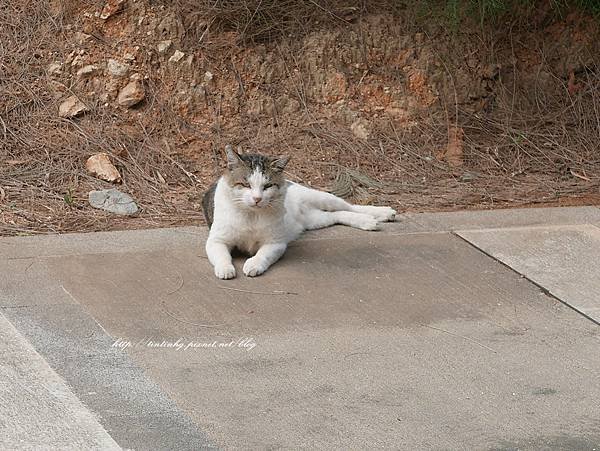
223, 145, 290, 209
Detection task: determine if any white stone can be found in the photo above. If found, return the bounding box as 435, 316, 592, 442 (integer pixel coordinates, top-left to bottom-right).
117, 80, 145, 107
168, 50, 185, 63
48, 62, 62, 75
58, 96, 89, 118
88, 189, 138, 215
157, 40, 172, 54
85, 153, 121, 183
350, 118, 370, 141
107, 59, 129, 77
76, 65, 98, 78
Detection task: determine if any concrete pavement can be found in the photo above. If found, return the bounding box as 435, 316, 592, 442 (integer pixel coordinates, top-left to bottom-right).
1, 206, 600, 450
0, 314, 120, 450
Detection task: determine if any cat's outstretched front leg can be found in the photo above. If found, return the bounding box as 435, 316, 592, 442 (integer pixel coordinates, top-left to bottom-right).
206, 239, 236, 279
243, 242, 288, 277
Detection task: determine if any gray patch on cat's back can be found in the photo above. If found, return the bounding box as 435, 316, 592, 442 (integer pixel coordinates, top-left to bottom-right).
202, 182, 217, 228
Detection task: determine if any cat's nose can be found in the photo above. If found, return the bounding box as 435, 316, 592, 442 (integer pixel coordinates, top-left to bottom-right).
252, 195, 262, 204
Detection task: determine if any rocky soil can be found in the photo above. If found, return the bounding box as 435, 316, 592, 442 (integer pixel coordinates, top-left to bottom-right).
1, 0, 599, 234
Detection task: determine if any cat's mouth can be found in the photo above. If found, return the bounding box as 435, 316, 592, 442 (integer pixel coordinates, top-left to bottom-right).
241, 201, 263, 209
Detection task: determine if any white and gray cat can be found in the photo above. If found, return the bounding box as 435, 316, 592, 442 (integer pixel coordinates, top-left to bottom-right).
202, 145, 396, 279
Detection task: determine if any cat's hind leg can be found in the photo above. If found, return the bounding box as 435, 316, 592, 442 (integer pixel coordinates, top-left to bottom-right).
351, 205, 396, 222
304, 209, 378, 231
296, 185, 353, 212
291, 184, 396, 222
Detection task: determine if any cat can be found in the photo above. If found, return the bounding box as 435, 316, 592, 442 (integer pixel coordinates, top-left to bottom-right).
202, 145, 396, 279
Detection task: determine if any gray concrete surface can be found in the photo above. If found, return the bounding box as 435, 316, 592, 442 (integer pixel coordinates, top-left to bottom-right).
0, 313, 120, 450
1, 206, 599, 450
2, 303, 216, 450
458, 224, 600, 323
405, 205, 600, 232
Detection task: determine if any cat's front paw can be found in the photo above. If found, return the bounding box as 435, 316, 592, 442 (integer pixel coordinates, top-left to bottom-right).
215, 263, 236, 279
243, 257, 268, 277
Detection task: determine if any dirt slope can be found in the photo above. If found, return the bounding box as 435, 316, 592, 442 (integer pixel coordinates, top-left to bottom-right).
1, 1, 599, 234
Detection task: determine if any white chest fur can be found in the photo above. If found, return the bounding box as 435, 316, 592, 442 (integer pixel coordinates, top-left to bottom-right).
209, 177, 287, 253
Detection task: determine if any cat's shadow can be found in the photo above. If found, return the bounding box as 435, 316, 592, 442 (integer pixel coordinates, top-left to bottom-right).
231, 248, 252, 258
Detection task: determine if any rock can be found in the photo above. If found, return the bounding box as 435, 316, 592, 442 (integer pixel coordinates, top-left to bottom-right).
247, 96, 276, 117
104, 78, 121, 100
460, 171, 480, 182
58, 96, 89, 118
168, 50, 185, 63
76, 64, 98, 78
156, 15, 184, 40
65, 50, 76, 65
85, 153, 121, 183
321, 71, 347, 102
100, 0, 126, 20
350, 118, 370, 141
107, 58, 129, 77
407, 69, 436, 107
48, 80, 67, 99
88, 189, 138, 215
384, 107, 409, 121
157, 40, 172, 54
47, 62, 62, 75
88, 77, 103, 95
436, 125, 464, 168
190, 85, 206, 101
204, 71, 214, 82
70, 54, 85, 67
74, 31, 93, 44
117, 80, 145, 107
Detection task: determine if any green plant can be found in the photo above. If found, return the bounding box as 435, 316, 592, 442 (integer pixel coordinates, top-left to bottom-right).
416, 0, 598, 27
576, 0, 600, 16
64, 188, 75, 207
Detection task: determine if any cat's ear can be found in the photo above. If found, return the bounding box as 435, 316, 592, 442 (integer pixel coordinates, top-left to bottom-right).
270, 155, 290, 173
225, 145, 243, 169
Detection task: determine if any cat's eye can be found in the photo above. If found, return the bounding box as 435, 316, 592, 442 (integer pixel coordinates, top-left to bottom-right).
264, 183, 278, 189
236, 182, 250, 188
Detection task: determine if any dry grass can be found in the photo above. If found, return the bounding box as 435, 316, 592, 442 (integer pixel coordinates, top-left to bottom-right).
1, 0, 599, 236
173, 0, 407, 45
461, 66, 600, 181
175, 0, 337, 44
0, 2, 203, 235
